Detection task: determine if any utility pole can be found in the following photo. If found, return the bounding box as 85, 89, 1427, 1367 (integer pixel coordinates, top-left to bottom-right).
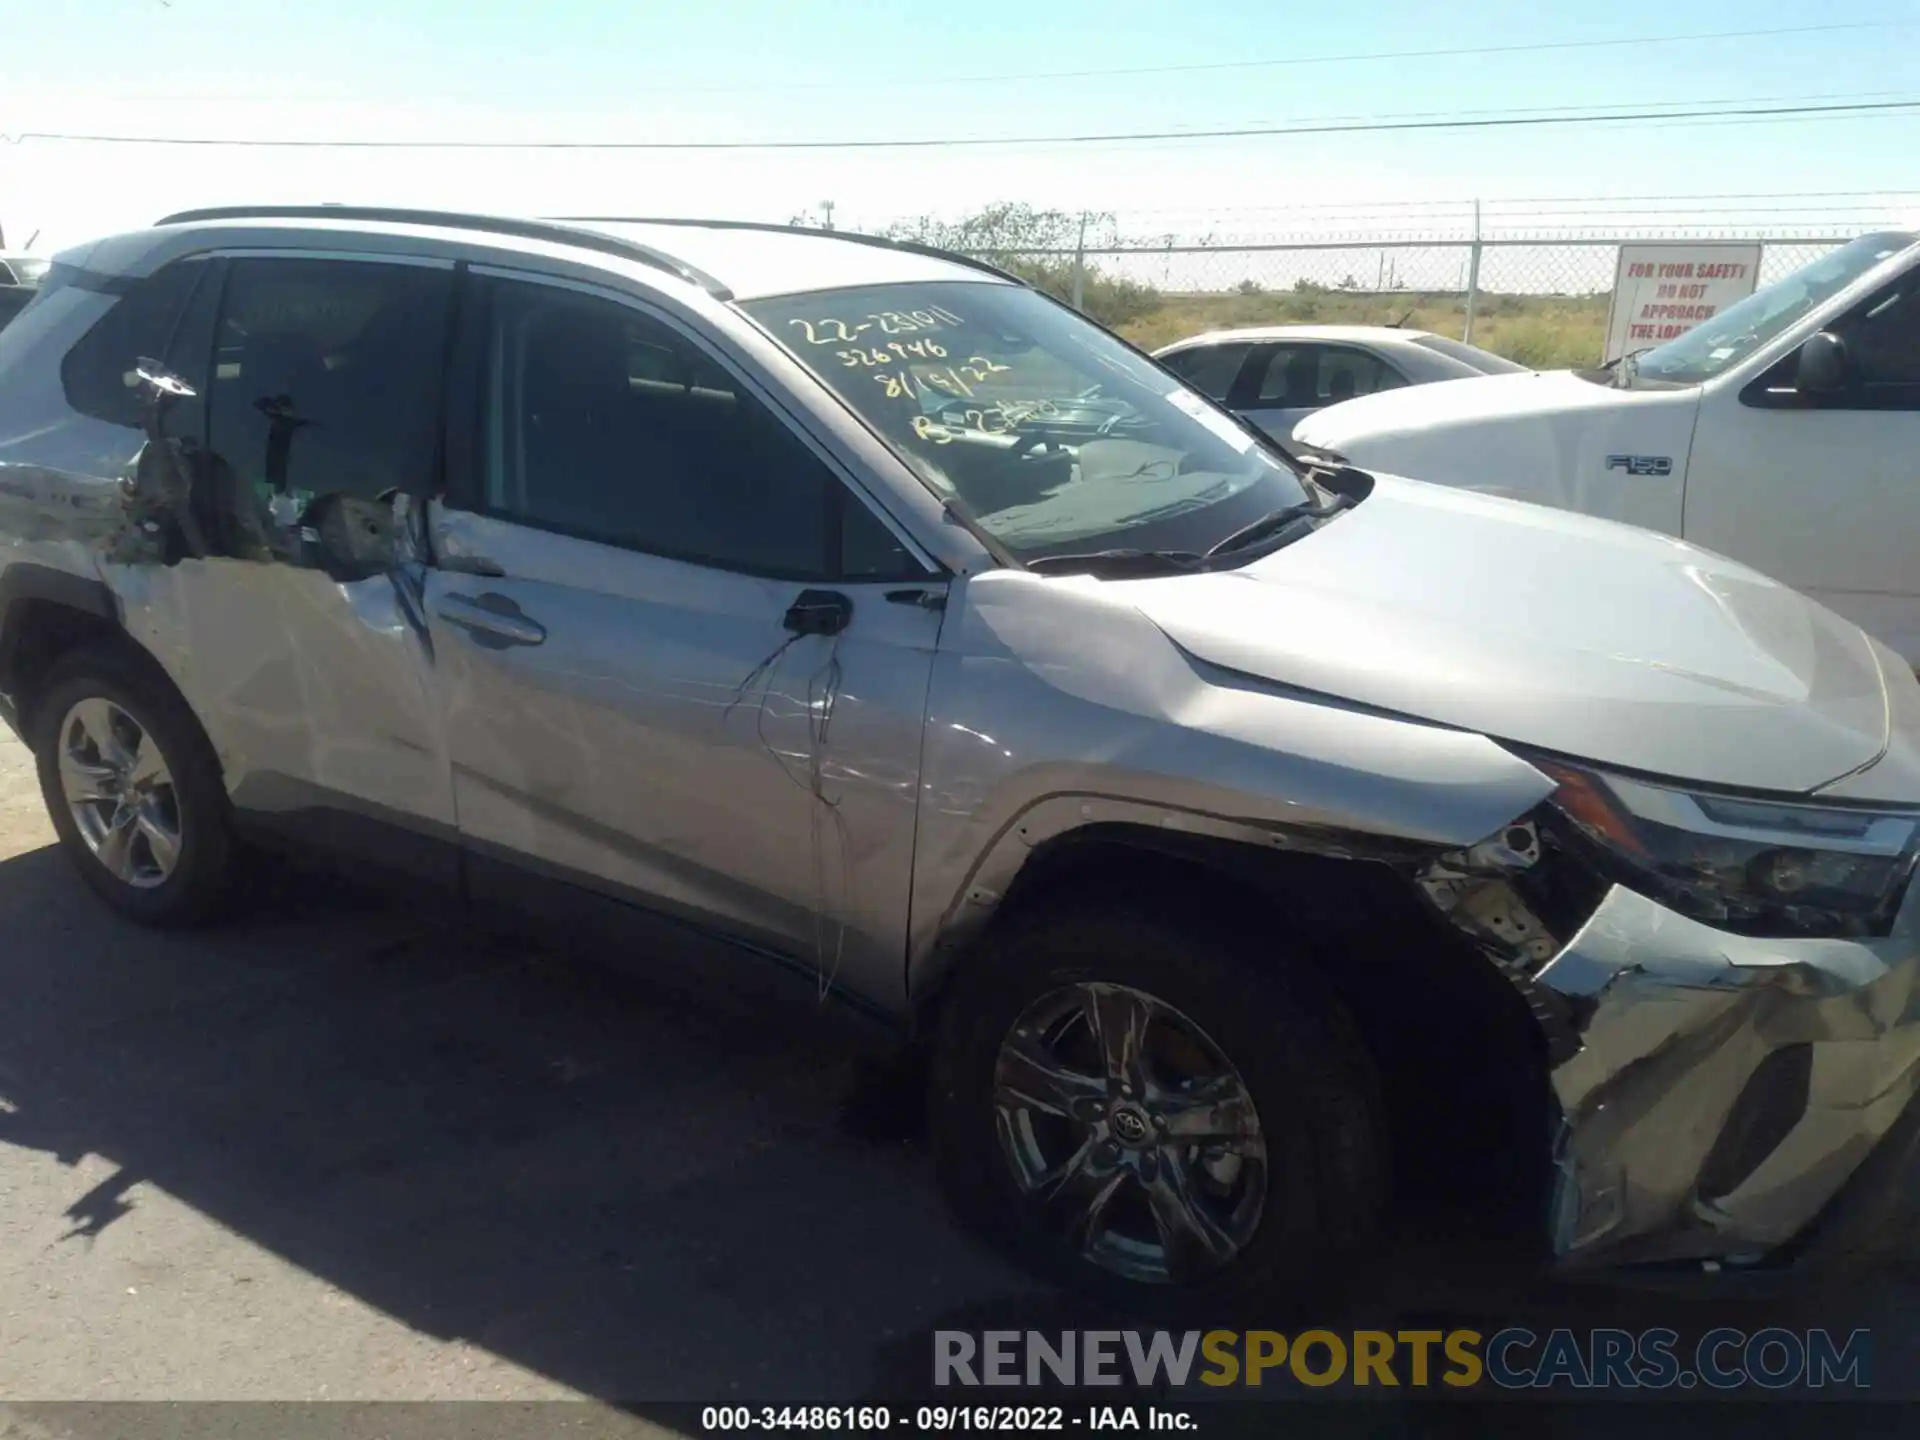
1070, 211, 1088, 312
1463, 197, 1483, 343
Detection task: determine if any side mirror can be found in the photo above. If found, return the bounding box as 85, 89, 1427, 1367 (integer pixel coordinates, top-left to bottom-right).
1794, 332, 1852, 395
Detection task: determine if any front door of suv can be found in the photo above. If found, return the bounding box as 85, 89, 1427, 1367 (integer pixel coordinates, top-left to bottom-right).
424, 269, 944, 1005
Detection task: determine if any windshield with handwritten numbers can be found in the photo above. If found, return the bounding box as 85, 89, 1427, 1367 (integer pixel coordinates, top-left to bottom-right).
741, 282, 1312, 560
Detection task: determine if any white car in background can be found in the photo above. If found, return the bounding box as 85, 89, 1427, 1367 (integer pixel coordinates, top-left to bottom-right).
1153, 324, 1526, 440
1294, 231, 1920, 665
0, 255, 49, 288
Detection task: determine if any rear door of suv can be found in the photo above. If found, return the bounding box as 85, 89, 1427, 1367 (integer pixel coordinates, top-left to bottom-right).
113, 248, 462, 882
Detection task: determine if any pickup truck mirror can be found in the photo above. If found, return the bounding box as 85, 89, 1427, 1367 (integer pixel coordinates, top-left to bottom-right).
1794, 331, 1852, 395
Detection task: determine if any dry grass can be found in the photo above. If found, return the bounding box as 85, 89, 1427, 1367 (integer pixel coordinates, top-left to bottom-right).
1114, 287, 1609, 370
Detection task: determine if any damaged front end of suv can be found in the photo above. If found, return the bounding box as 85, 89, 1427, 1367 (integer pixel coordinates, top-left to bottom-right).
1417, 753, 1920, 1276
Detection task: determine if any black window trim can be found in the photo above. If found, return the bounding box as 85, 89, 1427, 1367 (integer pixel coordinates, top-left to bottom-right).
448, 263, 941, 584
159, 254, 228, 457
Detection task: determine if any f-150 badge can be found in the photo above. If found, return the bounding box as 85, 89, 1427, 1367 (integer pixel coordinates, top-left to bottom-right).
1605, 454, 1674, 476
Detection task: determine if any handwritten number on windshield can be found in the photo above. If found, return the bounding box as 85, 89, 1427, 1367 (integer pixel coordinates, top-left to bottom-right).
790, 308, 965, 347
790, 317, 860, 345
836, 340, 948, 366
910, 399, 1064, 446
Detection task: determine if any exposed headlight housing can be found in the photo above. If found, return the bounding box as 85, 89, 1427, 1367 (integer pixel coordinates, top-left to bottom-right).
1530, 756, 1920, 939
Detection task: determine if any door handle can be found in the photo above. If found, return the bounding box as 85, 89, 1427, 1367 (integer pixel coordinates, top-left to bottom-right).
434, 591, 547, 647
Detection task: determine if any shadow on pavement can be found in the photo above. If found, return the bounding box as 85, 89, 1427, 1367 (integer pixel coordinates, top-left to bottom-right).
0, 840, 1912, 1421
0, 842, 1036, 1402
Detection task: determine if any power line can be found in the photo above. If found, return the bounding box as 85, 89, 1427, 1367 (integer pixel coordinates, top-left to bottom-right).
1150, 86, 1911, 131
11, 97, 1920, 153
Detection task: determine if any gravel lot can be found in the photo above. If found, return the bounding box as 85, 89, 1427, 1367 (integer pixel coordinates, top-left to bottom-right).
1, 724, 1917, 1425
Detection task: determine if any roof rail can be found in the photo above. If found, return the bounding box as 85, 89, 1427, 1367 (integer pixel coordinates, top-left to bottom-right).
151, 205, 733, 299
548, 216, 1031, 288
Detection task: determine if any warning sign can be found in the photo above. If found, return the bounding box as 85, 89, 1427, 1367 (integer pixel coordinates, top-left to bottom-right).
1602, 243, 1762, 364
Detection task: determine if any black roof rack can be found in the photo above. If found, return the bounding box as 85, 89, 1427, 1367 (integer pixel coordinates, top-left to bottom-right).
547, 215, 1031, 288
152, 204, 733, 299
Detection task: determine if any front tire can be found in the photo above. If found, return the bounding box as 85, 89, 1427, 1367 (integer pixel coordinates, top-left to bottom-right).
930, 899, 1386, 1314
32, 642, 234, 927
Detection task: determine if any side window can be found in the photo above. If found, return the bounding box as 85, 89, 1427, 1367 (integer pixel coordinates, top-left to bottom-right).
1255, 346, 1304, 404
1316, 347, 1406, 405
479, 279, 912, 580
206, 258, 453, 509
1161, 343, 1252, 402
60, 260, 207, 427
1843, 283, 1920, 391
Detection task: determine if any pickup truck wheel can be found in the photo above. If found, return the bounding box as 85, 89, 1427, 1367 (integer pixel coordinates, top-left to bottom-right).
31, 643, 234, 927
930, 902, 1385, 1313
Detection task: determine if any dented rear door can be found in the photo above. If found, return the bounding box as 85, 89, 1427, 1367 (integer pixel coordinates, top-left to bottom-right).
116, 251, 461, 879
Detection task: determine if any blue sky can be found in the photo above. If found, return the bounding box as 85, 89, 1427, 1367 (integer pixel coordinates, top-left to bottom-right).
2, 0, 1917, 250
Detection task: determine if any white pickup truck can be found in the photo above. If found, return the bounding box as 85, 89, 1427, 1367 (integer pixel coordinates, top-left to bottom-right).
1294, 231, 1920, 664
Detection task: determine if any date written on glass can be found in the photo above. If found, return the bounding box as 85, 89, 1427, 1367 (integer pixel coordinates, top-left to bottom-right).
787, 307, 966, 346
871, 357, 1013, 403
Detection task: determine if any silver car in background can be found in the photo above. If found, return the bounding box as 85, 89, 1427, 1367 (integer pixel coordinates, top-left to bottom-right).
0, 206, 1916, 1309
1154, 322, 1526, 441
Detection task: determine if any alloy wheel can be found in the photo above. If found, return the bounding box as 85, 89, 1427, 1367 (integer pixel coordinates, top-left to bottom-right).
56, 697, 183, 890
993, 981, 1267, 1284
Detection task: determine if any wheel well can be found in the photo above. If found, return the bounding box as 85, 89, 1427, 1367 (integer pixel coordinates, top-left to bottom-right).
942, 825, 1556, 1239
2, 598, 137, 736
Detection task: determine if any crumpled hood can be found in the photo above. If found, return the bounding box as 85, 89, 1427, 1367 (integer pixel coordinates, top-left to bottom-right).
1111, 474, 1893, 794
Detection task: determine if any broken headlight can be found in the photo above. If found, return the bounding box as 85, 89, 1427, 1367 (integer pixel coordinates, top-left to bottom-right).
1531, 757, 1920, 938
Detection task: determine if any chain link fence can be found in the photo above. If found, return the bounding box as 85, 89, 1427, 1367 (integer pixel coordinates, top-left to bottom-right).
955, 236, 1847, 367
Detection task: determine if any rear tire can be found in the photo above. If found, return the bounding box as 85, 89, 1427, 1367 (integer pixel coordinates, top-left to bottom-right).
930, 898, 1387, 1316
32, 642, 234, 927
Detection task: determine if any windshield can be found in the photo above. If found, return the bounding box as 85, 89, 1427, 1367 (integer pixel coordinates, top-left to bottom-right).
1623, 231, 1918, 386
740, 281, 1314, 560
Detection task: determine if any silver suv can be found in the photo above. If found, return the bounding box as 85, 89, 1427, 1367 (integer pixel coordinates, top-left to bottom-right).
1, 206, 1917, 1308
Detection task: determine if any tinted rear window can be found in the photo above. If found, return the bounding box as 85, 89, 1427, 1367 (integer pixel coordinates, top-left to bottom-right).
1408, 334, 1528, 374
